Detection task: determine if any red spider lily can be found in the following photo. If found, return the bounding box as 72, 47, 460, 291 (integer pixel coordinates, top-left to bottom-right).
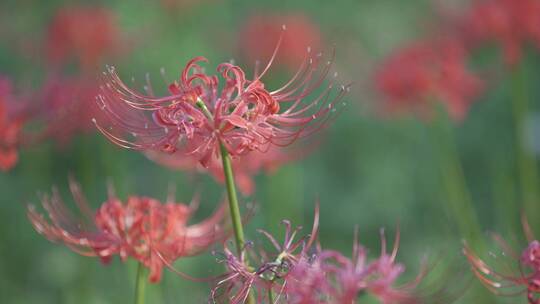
375, 38, 483, 121
211, 206, 438, 303
463, 215, 540, 303
0, 76, 28, 172
285, 229, 428, 304
457, 0, 540, 65
94, 44, 348, 167
239, 14, 322, 71
46, 6, 121, 71
212, 206, 319, 303
27, 180, 227, 283
36, 75, 104, 146
145, 145, 305, 196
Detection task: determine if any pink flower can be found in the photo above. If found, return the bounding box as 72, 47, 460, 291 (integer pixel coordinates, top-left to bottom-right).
46, 6, 121, 71
212, 206, 319, 303
458, 0, 540, 65
239, 14, 322, 71
212, 206, 438, 303
94, 49, 347, 167
27, 179, 227, 283
285, 229, 427, 304
375, 38, 483, 121
464, 216, 540, 303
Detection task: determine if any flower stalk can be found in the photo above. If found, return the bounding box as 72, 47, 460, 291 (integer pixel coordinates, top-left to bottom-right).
430, 105, 484, 249
195, 99, 255, 304
511, 61, 539, 221
134, 262, 146, 304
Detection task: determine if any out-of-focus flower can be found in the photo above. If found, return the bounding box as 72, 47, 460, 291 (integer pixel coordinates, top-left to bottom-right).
375, 38, 483, 121
36, 76, 103, 146
94, 48, 347, 167
46, 6, 121, 71
239, 14, 322, 70
27, 180, 227, 283
146, 145, 305, 196
458, 0, 540, 65
285, 229, 427, 304
212, 206, 437, 303
0, 77, 28, 172
464, 215, 540, 303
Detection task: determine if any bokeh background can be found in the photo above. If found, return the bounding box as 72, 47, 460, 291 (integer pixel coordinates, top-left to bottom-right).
1, 0, 540, 303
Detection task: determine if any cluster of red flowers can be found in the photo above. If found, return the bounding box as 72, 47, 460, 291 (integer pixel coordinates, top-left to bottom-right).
27, 180, 228, 283
0, 5, 125, 172
375, 0, 540, 122
213, 209, 432, 304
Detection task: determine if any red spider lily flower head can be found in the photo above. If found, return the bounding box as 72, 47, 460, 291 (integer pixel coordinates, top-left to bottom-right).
0, 76, 29, 172
145, 144, 306, 196
211, 205, 320, 303
239, 14, 322, 71
27, 179, 227, 283
46, 6, 121, 71
463, 215, 540, 303
375, 37, 483, 121
36, 75, 103, 146
457, 0, 540, 65
94, 40, 348, 167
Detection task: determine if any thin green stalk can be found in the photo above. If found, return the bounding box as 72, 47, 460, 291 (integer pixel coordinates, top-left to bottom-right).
219, 142, 247, 255
134, 263, 146, 304
430, 107, 484, 249
195, 99, 255, 304
511, 62, 539, 220
268, 288, 274, 304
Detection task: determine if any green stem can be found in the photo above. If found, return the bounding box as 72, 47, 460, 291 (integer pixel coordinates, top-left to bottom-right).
268, 288, 274, 304
511, 62, 539, 220
219, 142, 247, 255
195, 99, 255, 304
430, 106, 484, 249
134, 263, 146, 304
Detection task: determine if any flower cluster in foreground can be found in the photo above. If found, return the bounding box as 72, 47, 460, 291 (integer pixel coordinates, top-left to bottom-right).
94, 45, 348, 167
464, 216, 540, 304
212, 207, 434, 304
27, 180, 227, 283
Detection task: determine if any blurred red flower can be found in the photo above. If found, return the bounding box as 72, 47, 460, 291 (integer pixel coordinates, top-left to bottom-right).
94, 52, 347, 167
458, 0, 540, 65
46, 6, 121, 71
374, 38, 483, 121
28, 180, 227, 283
36, 75, 103, 146
0, 77, 28, 172
239, 13, 322, 70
